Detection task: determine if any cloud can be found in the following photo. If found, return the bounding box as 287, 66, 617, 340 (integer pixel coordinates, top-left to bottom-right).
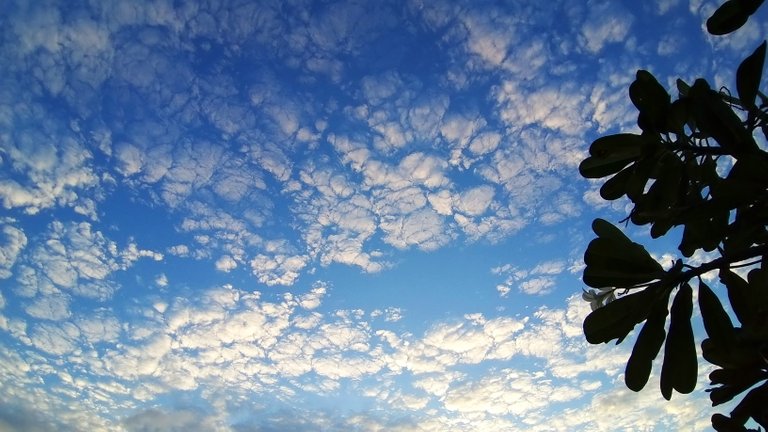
215, 255, 238, 272
380, 207, 452, 251
250, 253, 308, 286
123, 408, 220, 432
29, 321, 80, 355
0, 135, 100, 216
24, 292, 71, 321
0, 221, 27, 279
579, 4, 634, 54
493, 259, 567, 296
494, 80, 593, 136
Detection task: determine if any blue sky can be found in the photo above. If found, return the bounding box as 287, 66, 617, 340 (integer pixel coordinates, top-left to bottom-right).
1, 0, 766, 430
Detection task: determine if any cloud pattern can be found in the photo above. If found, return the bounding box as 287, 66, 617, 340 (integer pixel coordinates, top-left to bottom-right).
0, 0, 758, 430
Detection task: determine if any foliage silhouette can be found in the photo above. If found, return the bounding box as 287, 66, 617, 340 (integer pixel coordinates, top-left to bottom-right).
580, 1, 768, 430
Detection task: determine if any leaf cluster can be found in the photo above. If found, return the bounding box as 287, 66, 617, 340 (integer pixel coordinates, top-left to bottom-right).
579, 1, 768, 430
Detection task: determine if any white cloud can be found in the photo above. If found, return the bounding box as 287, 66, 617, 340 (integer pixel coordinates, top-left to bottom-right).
155, 273, 168, 287
250, 253, 308, 286
380, 208, 452, 251
29, 322, 80, 355
297, 283, 327, 310
462, 14, 514, 67
0, 136, 99, 215
397, 152, 449, 189
0, 222, 27, 279
518, 277, 556, 295
455, 185, 494, 216
24, 293, 71, 321
76, 310, 121, 344
580, 4, 633, 53
494, 81, 593, 136
214, 255, 237, 272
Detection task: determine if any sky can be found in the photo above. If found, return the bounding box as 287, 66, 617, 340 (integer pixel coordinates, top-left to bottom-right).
0, 0, 766, 431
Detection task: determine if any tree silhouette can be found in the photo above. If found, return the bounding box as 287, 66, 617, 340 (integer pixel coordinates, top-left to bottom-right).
579, 1, 768, 430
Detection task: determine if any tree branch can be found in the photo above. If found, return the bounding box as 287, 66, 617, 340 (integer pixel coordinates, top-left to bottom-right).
678, 244, 768, 284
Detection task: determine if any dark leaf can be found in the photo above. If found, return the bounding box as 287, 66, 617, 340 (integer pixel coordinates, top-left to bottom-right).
630, 70, 671, 132
720, 269, 758, 327
706, 0, 765, 35
583, 287, 658, 345
698, 280, 735, 341
676, 78, 691, 96
708, 368, 768, 406
711, 413, 746, 431
600, 165, 633, 200
737, 41, 767, 109
583, 220, 665, 288
625, 291, 670, 392
660, 283, 697, 400
690, 79, 758, 156
730, 382, 768, 427
580, 134, 645, 179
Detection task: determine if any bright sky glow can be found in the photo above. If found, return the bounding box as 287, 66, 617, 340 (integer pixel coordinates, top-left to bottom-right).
1, 0, 766, 430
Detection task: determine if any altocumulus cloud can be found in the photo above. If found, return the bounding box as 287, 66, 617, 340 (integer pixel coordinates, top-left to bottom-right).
0, 0, 756, 430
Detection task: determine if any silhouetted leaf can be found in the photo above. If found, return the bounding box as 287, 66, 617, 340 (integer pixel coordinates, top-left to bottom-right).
676, 78, 691, 96
706, 0, 765, 35
709, 368, 768, 406
625, 291, 670, 391
600, 165, 633, 200
583, 287, 657, 344
720, 269, 758, 327
689, 79, 758, 155
698, 280, 735, 341
630, 70, 671, 132
660, 283, 697, 400
729, 382, 768, 427
580, 134, 644, 179
583, 219, 665, 288
737, 41, 767, 109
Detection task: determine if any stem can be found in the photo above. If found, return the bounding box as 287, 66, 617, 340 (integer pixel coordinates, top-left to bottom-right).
667, 144, 732, 156
676, 244, 768, 284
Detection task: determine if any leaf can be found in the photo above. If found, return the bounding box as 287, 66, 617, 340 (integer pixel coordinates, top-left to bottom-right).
660, 283, 697, 400
583, 220, 665, 288
676, 78, 691, 96
580, 134, 645, 179
720, 269, 758, 327
689, 78, 758, 155
600, 165, 633, 200
706, 0, 765, 35
698, 280, 735, 341
729, 381, 768, 427
737, 41, 767, 109
583, 287, 657, 345
629, 70, 671, 132
708, 368, 768, 406
625, 291, 671, 392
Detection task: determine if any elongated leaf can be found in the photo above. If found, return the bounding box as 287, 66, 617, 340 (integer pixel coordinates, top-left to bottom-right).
660, 283, 697, 400
689, 78, 758, 155
737, 41, 766, 109
708, 368, 768, 406
591, 218, 627, 240
698, 280, 735, 341
600, 165, 633, 200
720, 269, 757, 327
590, 220, 664, 273
706, 0, 765, 35
729, 381, 768, 426
630, 70, 671, 132
583, 287, 657, 345
579, 134, 644, 179
625, 291, 670, 392
584, 220, 665, 288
